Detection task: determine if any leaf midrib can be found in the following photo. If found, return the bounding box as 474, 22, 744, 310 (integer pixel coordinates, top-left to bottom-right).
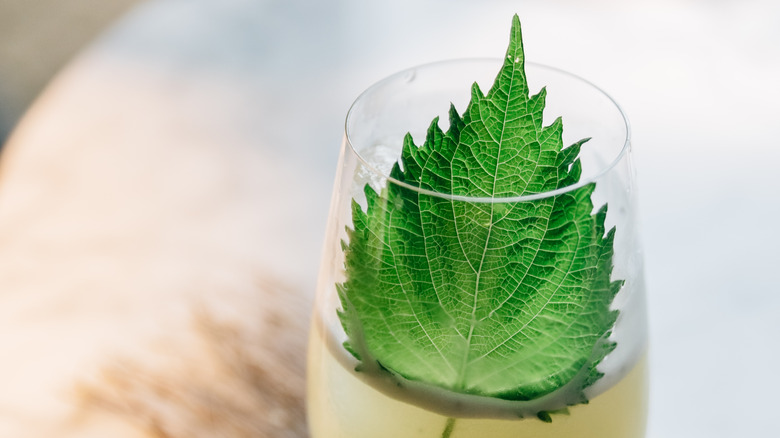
451, 57, 531, 390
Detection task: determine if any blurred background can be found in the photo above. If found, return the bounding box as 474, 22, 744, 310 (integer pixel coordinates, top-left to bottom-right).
0, 0, 142, 141
0, 0, 778, 437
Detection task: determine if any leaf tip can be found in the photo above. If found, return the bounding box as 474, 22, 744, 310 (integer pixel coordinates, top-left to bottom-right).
505, 14, 525, 63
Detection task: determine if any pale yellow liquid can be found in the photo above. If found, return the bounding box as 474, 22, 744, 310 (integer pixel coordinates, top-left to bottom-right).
307, 324, 648, 438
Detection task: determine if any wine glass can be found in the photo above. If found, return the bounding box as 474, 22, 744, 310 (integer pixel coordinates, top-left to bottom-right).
307, 58, 648, 438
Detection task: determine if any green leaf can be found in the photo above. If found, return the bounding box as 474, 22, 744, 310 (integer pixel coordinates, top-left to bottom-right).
338, 15, 621, 406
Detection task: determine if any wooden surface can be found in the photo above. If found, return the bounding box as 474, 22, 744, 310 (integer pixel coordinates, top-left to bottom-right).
0, 1, 326, 435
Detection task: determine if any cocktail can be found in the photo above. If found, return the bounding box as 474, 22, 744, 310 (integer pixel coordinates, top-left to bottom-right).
307, 16, 648, 438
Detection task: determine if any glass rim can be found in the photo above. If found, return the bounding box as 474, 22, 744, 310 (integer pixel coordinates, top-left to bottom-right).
344, 58, 632, 204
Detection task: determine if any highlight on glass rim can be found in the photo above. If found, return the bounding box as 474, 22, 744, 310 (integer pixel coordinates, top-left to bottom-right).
307, 14, 648, 438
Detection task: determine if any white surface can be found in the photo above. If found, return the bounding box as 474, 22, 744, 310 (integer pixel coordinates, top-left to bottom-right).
0, 0, 777, 436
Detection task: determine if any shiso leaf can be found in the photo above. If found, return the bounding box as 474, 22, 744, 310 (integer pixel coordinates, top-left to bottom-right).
338, 15, 621, 408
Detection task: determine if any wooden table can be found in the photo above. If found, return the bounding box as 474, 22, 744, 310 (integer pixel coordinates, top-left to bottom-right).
0, 1, 334, 436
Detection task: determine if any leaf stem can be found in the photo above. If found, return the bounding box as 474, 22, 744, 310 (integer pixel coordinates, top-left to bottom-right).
441, 417, 457, 438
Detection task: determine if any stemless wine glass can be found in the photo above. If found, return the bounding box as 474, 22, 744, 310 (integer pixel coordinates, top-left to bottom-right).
307, 59, 648, 438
